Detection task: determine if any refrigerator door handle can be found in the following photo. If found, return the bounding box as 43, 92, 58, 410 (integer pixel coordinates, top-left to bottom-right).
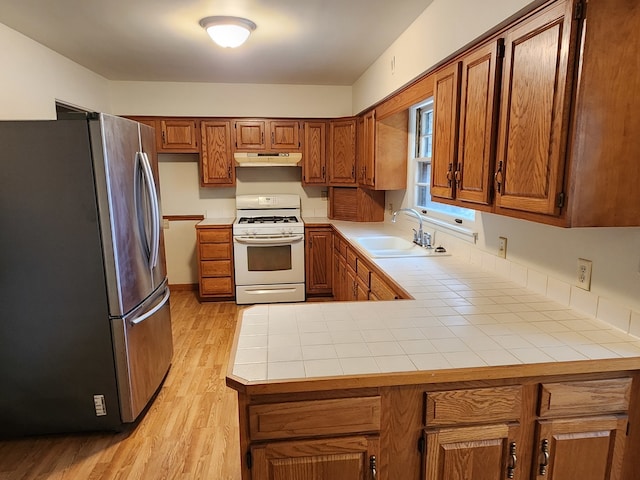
129, 287, 170, 325
138, 152, 160, 270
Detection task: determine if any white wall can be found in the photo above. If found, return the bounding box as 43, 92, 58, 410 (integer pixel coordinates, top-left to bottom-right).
363, 0, 640, 325
0, 23, 111, 119
352, 0, 534, 113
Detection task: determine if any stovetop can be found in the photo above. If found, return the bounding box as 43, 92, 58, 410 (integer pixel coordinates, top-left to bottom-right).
237, 215, 300, 225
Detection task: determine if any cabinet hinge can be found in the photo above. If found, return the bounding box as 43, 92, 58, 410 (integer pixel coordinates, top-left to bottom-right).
627, 421, 630, 436
574, 0, 585, 20
246, 450, 253, 469
417, 435, 426, 454
557, 192, 566, 208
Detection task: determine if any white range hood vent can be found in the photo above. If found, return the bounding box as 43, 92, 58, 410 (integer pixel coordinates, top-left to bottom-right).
234, 152, 302, 167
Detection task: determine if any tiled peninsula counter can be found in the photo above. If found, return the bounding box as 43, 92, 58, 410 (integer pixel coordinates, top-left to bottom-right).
226, 220, 640, 480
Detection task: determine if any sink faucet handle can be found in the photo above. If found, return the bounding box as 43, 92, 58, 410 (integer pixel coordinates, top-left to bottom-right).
412, 228, 420, 244
423, 231, 433, 249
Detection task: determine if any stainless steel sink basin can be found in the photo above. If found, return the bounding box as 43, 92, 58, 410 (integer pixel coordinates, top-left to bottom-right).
353, 236, 450, 258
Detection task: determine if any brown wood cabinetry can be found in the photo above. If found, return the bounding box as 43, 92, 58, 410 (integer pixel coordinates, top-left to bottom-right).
230, 365, 639, 480
302, 121, 327, 185
158, 118, 200, 152
200, 120, 234, 187
234, 119, 301, 151
359, 110, 409, 190
328, 119, 357, 185
196, 225, 234, 300
305, 227, 333, 296
328, 187, 384, 222
494, 0, 578, 217
431, 39, 502, 207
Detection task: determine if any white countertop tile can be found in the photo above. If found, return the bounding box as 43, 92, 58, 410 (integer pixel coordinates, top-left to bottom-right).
229, 222, 640, 383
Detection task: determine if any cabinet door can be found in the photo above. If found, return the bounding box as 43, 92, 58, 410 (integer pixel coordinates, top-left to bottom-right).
494, 0, 578, 215
251, 436, 379, 480
159, 119, 199, 152
306, 228, 333, 295
533, 416, 627, 480
235, 120, 266, 150
270, 120, 300, 150
456, 39, 503, 206
328, 119, 357, 185
361, 111, 376, 187
424, 423, 520, 480
303, 122, 327, 185
432, 62, 461, 200
200, 121, 234, 186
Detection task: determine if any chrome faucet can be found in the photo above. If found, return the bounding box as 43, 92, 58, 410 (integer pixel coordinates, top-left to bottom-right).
392, 208, 431, 248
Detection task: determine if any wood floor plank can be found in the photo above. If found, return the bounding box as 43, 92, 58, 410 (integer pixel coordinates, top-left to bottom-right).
0, 291, 242, 480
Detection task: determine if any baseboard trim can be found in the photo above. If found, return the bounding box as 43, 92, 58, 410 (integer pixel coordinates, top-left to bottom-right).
169, 283, 198, 291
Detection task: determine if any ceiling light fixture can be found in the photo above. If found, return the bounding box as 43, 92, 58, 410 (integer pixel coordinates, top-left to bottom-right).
199, 16, 257, 48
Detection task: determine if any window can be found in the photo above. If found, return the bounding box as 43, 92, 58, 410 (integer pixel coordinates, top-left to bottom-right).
410, 100, 475, 222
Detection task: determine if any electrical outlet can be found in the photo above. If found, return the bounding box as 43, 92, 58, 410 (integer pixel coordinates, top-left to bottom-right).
498, 236, 507, 259
388, 203, 394, 215
162, 219, 170, 230
577, 258, 592, 290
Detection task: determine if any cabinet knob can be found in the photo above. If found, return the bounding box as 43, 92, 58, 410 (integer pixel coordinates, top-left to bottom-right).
507, 442, 517, 479
494, 160, 504, 194
539, 439, 549, 476
370, 455, 377, 480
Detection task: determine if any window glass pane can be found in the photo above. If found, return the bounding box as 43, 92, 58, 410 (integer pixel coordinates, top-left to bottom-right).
416, 161, 429, 184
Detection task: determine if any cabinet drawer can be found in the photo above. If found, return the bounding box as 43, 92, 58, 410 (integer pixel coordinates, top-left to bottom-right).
198, 229, 231, 243
249, 396, 381, 441
201, 277, 233, 295
200, 260, 232, 277
346, 248, 357, 270
425, 386, 522, 426
539, 378, 632, 417
370, 272, 399, 300
200, 243, 231, 260
356, 259, 371, 286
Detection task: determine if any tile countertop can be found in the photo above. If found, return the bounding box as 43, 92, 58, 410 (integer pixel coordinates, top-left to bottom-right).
196, 217, 236, 227
230, 220, 640, 384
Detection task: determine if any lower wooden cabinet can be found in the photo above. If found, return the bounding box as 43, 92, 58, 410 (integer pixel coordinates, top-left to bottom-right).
423, 423, 520, 480
533, 416, 627, 480
305, 227, 333, 296
250, 436, 380, 480
196, 224, 234, 300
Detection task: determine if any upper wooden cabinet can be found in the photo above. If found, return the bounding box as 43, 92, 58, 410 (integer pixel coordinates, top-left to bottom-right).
302, 121, 327, 185
328, 118, 357, 185
158, 119, 200, 152
359, 109, 409, 190
494, 0, 578, 217
431, 39, 503, 207
234, 119, 301, 151
200, 120, 234, 187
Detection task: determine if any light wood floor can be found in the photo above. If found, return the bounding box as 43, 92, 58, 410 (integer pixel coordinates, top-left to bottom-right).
0, 291, 243, 480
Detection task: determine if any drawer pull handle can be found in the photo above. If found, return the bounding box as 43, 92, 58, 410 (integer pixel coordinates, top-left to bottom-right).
370, 455, 377, 480
507, 442, 517, 479
539, 439, 550, 476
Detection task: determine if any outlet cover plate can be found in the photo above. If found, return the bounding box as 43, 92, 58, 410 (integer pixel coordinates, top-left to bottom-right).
577, 258, 592, 290
498, 237, 507, 259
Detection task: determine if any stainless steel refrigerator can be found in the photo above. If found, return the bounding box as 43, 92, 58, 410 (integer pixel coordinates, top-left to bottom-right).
0, 113, 173, 436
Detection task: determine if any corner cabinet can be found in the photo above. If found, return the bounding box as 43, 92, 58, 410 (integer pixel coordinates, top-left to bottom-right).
200, 121, 235, 187
359, 110, 409, 191
305, 227, 333, 297
328, 119, 357, 185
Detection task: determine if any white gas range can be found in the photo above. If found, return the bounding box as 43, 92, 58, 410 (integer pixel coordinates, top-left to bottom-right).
232, 194, 305, 304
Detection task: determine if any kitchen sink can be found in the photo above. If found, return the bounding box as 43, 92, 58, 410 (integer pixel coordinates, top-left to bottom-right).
353, 236, 450, 258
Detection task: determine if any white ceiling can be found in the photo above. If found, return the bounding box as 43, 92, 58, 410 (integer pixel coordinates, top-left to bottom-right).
0, 0, 433, 85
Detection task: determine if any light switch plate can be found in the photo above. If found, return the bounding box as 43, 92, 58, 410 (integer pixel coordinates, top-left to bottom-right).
577, 258, 592, 290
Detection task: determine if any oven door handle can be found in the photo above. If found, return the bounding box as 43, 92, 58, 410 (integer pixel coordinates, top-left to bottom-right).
234, 235, 304, 245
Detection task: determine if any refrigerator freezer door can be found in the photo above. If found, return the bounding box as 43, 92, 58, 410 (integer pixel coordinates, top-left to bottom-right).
111, 281, 173, 422
90, 114, 165, 316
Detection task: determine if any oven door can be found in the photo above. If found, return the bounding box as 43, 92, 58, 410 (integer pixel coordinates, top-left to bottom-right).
233, 234, 305, 286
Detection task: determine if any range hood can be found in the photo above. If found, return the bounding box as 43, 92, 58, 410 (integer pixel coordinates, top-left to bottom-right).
234, 152, 302, 167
